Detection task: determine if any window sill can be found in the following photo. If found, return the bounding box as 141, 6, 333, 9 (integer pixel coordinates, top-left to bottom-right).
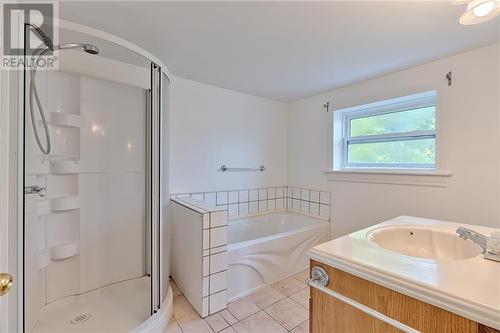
325, 169, 452, 187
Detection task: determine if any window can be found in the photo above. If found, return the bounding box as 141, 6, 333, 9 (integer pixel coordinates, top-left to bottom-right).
338, 91, 436, 170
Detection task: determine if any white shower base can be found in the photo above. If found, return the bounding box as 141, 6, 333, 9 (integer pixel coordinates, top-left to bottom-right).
32, 276, 171, 333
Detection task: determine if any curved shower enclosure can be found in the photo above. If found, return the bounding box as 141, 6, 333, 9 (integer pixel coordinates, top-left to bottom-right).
20, 21, 172, 332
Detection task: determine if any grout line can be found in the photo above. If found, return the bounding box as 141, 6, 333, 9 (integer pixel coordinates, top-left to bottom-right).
261, 308, 291, 333
173, 319, 185, 333
289, 318, 309, 332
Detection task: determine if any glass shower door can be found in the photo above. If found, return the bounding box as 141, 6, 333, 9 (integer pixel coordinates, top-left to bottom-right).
23, 26, 158, 332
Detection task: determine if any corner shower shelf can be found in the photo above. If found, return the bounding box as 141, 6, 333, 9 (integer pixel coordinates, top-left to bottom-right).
43, 154, 80, 163
48, 112, 81, 128
49, 160, 79, 174
50, 196, 79, 212
51, 242, 79, 260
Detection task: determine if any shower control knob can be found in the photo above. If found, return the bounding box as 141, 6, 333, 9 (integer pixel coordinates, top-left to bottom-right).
24, 185, 47, 198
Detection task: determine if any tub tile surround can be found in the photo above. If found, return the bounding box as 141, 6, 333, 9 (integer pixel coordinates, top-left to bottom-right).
167, 270, 310, 333
172, 185, 331, 221
171, 186, 329, 320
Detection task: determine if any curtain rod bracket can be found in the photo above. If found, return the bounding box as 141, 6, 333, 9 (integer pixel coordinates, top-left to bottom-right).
323, 101, 330, 112
446, 72, 452, 86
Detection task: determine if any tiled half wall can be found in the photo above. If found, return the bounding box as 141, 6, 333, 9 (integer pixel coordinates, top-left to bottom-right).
171, 185, 331, 221
170, 185, 331, 318
171, 198, 228, 317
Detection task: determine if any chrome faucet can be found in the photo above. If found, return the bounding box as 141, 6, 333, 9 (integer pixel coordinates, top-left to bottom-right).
456, 227, 487, 253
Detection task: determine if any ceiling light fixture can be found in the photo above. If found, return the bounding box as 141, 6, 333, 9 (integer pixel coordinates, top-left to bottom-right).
460, 0, 500, 25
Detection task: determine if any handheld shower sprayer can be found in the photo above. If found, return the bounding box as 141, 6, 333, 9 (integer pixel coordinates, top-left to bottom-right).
28, 24, 100, 155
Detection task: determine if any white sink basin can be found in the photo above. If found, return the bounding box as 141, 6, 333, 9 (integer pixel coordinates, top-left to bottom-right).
367, 226, 482, 260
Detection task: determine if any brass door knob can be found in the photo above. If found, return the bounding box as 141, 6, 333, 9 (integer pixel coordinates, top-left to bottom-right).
0, 273, 13, 296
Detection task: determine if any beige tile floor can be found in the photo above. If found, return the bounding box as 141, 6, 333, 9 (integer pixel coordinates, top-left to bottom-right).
166, 270, 310, 333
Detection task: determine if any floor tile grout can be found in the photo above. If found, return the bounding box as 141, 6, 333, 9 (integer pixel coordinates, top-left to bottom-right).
169, 270, 310, 333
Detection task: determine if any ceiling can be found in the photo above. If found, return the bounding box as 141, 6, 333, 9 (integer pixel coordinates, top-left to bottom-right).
59, 1, 500, 102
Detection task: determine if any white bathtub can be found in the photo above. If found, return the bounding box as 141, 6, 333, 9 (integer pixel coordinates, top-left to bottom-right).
227, 212, 329, 301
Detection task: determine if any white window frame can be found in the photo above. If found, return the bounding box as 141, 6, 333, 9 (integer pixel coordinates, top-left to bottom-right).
340, 91, 437, 171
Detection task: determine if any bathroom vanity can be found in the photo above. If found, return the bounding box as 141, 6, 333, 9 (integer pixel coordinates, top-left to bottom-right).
307, 216, 500, 333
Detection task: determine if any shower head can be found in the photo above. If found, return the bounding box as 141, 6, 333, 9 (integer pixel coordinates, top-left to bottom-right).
57, 43, 100, 55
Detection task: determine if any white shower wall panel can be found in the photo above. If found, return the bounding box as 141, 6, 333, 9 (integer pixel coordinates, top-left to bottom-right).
78, 173, 146, 292
41, 72, 148, 302
79, 76, 146, 174
46, 174, 77, 198
46, 255, 81, 302
46, 211, 80, 248
46, 70, 81, 115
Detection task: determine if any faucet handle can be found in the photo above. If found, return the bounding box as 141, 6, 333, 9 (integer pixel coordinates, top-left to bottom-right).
485, 232, 500, 263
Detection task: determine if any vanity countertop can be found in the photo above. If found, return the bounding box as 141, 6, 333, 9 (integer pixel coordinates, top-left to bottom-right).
307, 215, 500, 329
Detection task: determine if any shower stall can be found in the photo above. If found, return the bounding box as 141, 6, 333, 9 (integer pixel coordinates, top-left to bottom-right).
2, 20, 172, 332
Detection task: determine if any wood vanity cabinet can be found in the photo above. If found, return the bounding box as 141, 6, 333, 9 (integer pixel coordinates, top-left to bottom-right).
309, 260, 499, 333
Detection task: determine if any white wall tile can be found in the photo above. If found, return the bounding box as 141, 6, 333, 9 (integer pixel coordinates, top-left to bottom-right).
227, 204, 238, 218
209, 271, 226, 294
268, 188, 276, 199
249, 201, 258, 213
228, 191, 239, 204
300, 201, 310, 213
191, 193, 204, 201
210, 211, 227, 227
210, 227, 227, 248
258, 200, 267, 212
310, 190, 320, 203
258, 188, 267, 200
276, 187, 284, 198
210, 252, 227, 274
203, 277, 209, 297
217, 192, 228, 205
276, 198, 284, 209
210, 245, 227, 255
320, 192, 331, 205
239, 190, 249, 202
292, 187, 301, 199
203, 230, 209, 250
203, 256, 209, 277
205, 192, 217, 206
239, 202, 249, 215
203, 213, 209, 229
249, 189, 259, 201
310, 202, 320, 216
301, 189, 310, 200
287, 198, 292, 209
209, 290, 227, 315
292, 199, 300, 210
268, 199, 276, 211
320, 204, 330, 218
287, 187, 292, 197
203, 297, 209, 317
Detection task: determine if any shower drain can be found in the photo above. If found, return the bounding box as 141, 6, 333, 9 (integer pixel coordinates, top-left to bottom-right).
70, 313, 91, 324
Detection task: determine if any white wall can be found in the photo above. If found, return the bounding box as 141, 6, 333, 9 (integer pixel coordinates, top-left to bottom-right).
169, 76, 288, 193
288, 43, 500, 238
